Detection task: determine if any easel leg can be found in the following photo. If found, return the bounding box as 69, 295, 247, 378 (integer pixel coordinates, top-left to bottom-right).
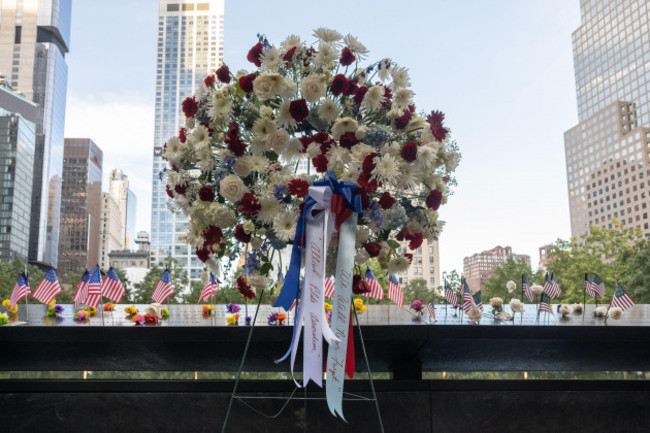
222, 289, 265, 433
352, 306, 385, 433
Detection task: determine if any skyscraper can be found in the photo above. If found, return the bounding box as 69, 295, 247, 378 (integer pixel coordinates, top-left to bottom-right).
151, 0, 224, 280
396, 239, 441, 292
109, 169, 129, 247
463, 246, 531, 292
0, 0, 72, 266
565, 0, 650, 238
126, 188, 137, 250
99, 191, 122, 269
58, 138, 103, 275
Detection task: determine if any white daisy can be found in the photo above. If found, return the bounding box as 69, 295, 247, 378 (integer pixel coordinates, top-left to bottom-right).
208, 91, 231, 122
360, 86, 386, 112
317, 99, 339, 123
273, 211, 298, 242
393, 88, 414, 110
282, 34, 303, 50
415, 146, 439, 171
260, 46, 283, 72
387, 255, 411, 274
394, 162, 420, 189
313, 42, 339, 67
326, 146, 352, 171
390, 66, 411, 89
371, 154, 400, 185
258, 197, 282, 223
164, 136, 183, 166
313, 27, 343, 43
343, 34, 368, 58
190, 124, 210, 147
252, 117, 276, 144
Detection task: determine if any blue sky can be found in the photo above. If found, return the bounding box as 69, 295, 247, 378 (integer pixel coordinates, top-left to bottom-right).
64, 0, 581, 274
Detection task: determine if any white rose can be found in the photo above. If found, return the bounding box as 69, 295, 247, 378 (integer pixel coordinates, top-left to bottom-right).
251, 237, 263, 250
279, 77, 297, 99
268, 129, 289, 154
219, 175, 249, 203
233, 156, 253, 177
253, 73, 283, 100
300, 74, 327, 102
243, 220, 255, 234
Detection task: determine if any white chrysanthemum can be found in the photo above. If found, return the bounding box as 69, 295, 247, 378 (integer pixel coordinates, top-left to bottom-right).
284, 137, 304, 161
406, 115, 427, 133
208, 91, 231, 122
387, 255, 411, 274
390, 66, 411, 89
195, 78, 210, 101
490, 297, 503, 308
318, 99, 339, 123
509, 298, 524, 313
313, 42, 339, 67
355, 126, 367, 140
378, 61, 390, 82
174, 193, 190, 211
253, 73, 283, 100
531, 284, 544, 296
326, 146, 351, 171
445, 151, 460, 172
164, 136, 183, 165
306, 142, 321, 159
393, 162, 420, 189
165, 170, 182, 189
415, 146, 439, 172
190, 124, 210, 147
248, 155, 270, 173
559, 304, 573, 316
339, 162, 360, 182
277, 100, 297, 129
361, 86, 386, 112
260, 46, 283, 72
252, 116, 276, 144
279, 77, 297, 99
343, 34, 368, 58
207, 204, 237, 228
282, 34, 303, 50
572, 303, 583, 314
313, 27, 343, 43
608, 307, 623, 320
393, 88, 414, 110
593, 306, 607, 317
273, 211, 298, 242
331, 117, 358, 139
350, 143, 374, 164
268, 129, 289, 154
506, 280, 517, 293
355, 249, 370, 265
371, 154, 400, 185
300, 74, 327, 102
257, 197, 282, 223
219, 175, 249, 202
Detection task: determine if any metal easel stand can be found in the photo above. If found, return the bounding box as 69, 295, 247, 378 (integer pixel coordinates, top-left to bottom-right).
221, 292, 385, 433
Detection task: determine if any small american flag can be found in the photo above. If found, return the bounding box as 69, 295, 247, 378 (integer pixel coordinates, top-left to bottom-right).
590, 274, 605, 298
443, 280, 458, 306
9, 272, 30, 309
85, 266, 103, 308
461, 279, 478, 314
426, 297, 436, 320
610, 284, 635, 311
584, 273, 597, 299
73, 269, 90, 307
365, 266, 384, 300
472, 290, 484, 312
542, 273, 560, 298
102, 267, 125, 303
324, 276, 335, 298
152, 268, 174, 303
539, 292, 553, 314
522, 274, 534, 302
547, 273, 562, 299
387, 274, 404, 307
32, 267, 61, 305
198, 273, 219, 303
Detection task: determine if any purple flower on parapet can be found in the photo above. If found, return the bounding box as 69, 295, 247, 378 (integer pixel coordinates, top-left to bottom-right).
54, 305, 64, 314
226, 304, 241, 314
245, 316, 252, 325
267, 312, 278, 325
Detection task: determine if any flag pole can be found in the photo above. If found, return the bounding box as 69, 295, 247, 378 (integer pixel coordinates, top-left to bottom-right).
24, 264, 29, 322
583, 274, 587, 319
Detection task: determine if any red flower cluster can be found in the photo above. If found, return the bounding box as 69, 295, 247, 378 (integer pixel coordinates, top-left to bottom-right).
238, 73, 256, 93
357, 152, 379, 191
289, 99, 309, 122
178, 128, 187, 143
216, 65, 230, 83
174, 183, 187, 195
312, 154, 329, 173
340, 48, 356, 66
234, 224, 251, 243
401, 141, 418, 162
287, 178, 310, 198
352, 274, 371, 295
353, 86, 368, 105
144, 313, 159, 324
198, 186, 215, 202
225, 122, 247, 156
425, 190, 443, 210
426, 110, 449, 142
363, 242, 382, 258
247, 42, 263, 67
397, 228, 423, 250
239, 193, 261, 216
394, 105, 415, 130
283, 46, 297, 62
339, 132, 358, 149
204, 75, 215, 88
378, 191, 396, 210
236, 276, 256, 299
182, 97, 198, 118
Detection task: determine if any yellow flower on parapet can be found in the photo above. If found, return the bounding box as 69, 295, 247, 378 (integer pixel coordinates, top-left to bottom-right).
47, 299, 56, 306
353, 298, 367, 313
226, 314, 240, 325
2, 300, 18, 313
324, 302, 332, 312
124, 306, 138, 315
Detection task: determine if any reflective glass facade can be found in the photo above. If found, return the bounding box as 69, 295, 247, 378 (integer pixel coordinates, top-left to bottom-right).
151, 0, 224, 281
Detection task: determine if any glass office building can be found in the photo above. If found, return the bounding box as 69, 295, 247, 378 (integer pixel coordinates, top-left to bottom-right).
151, 0, 224, 281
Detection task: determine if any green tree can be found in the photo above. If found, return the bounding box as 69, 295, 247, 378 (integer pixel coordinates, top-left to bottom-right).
621, 239, 650, 303
0, 259, 45, 303
129, 257, 188, 303
402, 278, 433, 305
483, 258, 543, 304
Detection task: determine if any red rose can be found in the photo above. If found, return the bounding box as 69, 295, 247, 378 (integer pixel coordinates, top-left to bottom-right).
352, 274, 371, 295
198, 186, 215, 202
312, 132, 330, 144
408, 232, 423, 250
426, 110, 449, 142
363, 242, 382, 258
144, 313, 159, 324
353, 86, 368, 105
401, 141, 418, 162
234, 224, 252, 243
178, 128, 187, 143
289, 99, 309, 122
203, 226, 223, 246
216, 65, 231, 83
196, 247, 210, 263
287, 179, 310, 198
312, 154, 329, 173
357, 172, 379, 192
239, 193, 261, 216
165, 184, 174, 198
339, 132, 358, 149
425, 190, 443, 210
283, 46, 297, 61
247, 42, 263, 67
330, 74, 349, 97
238, 73, 256, 93
340, 48, 356, 66
226, 136, 247, 157
204, 75, 215, 88
236, 276, 256, 299
299, 135, 313, 151
361, 152, 378, 175
174, 184, 187, 195
394, 109, 413, 130
378, 192, 396, 209
182, 97, 198, 118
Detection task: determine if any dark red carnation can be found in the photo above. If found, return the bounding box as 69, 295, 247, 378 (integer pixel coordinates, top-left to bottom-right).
408, 232, 423, 250
312, 154, 329, 173
355, 187, 370, 209
204, 75, 216, 88
352, 274, 371, 295
394, 109, 413, 130
203, 225, 223, 246
404, 253, 413, 264
174, 183, 187, 195
357, 172, 379, 192
353, 86, 368, 105
287, 179, 310, 198
283, 46, 297, 61
361, 152, 378, 175
226, 136, 247, 157
178, 128, 187, 143
236, 276, 256, 299
216, 65, 231, 83
238, 73, 256, 93
339, 132, 358, 149
396, 228, 414, 241
299, 135, 313, 151
363, 242, 382, 258
247, 42, 263, 67
289, 99, 309, 122
312, 132, 330, 144
165, 184, 174, 198
425, 190, 443, 210
330, 74, 349, 97
344, 78, 358, 96
340, 48, 356, 66
182, 97, 198, 118
196, 247, 210, 263
382, 87, 393, 107
198, 186, 215, 202
378, 192, 396, 210
426, 110, 449, 142
401, 141, 418, 162
239, 193, 261, 216
234, 224, 252, 243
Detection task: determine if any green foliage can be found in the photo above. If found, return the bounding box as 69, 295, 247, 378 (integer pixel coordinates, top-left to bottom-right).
129, 257, 188, 303
483, 258, 544, 304
402, 278, 433, 305
0, 259, 44, 303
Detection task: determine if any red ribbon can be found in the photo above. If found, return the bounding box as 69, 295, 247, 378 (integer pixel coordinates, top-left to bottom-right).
345, 316, 355, 379
331, 193, 353, 232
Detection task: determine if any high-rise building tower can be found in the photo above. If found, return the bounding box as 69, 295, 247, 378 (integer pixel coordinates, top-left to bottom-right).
58, 138, 103, 275
463, 246, 531, 292
109, 169, 129, 246
151, 0, 224, 280
565, 0, 650, 238
0, 0, 72, 266
396, 239, 441, 292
